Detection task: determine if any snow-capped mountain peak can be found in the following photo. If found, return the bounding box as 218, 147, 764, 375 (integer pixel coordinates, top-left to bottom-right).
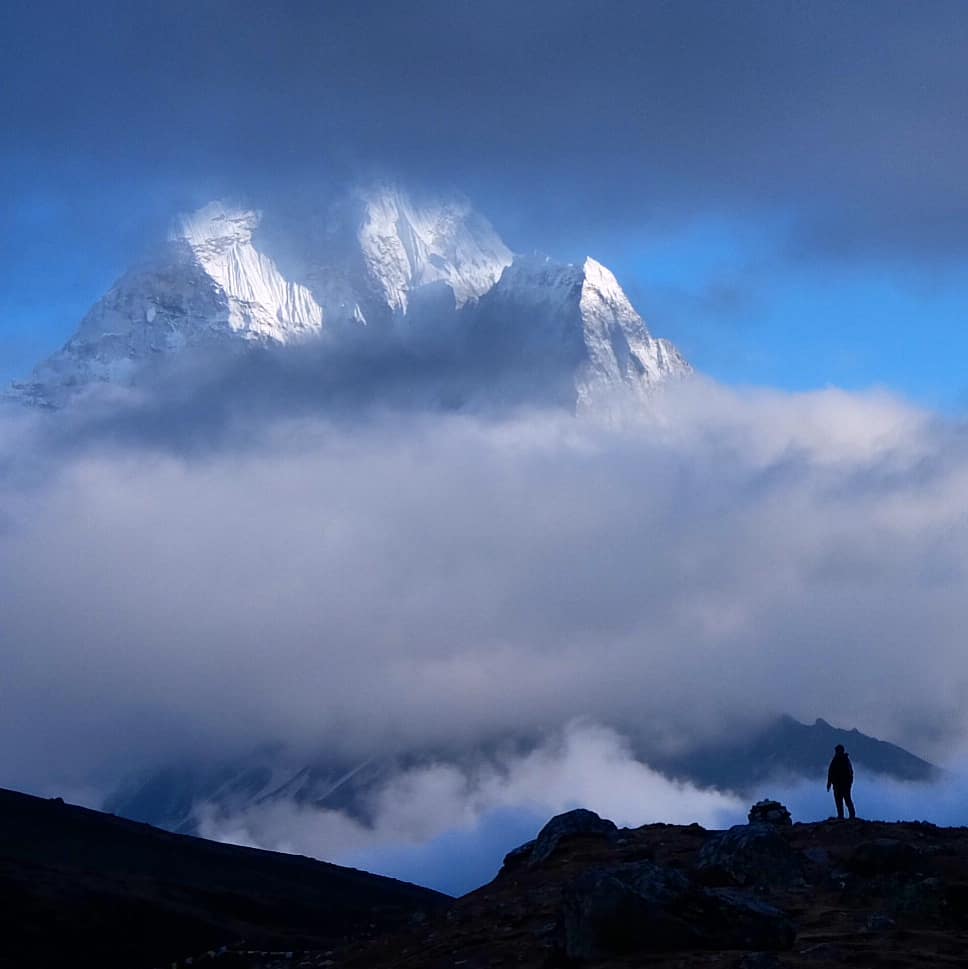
575, 254, 689, 410
474, 251, 690, 414
351, 183, 513, 314
174, 200, 260, 252
581, 256, 633, 306
170, 200, 323, 344
8, 184, 689, 411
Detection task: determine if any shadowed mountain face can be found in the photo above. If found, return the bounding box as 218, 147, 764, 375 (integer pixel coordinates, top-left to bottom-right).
643, 715, 940, 794
0, 787, 448, 969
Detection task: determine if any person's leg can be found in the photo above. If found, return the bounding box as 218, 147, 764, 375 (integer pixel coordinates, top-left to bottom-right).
834, 788, 844, 819
844, 785, 856, 819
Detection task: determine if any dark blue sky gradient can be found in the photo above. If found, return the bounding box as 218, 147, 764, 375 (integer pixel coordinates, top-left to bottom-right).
3, 1, 968, 404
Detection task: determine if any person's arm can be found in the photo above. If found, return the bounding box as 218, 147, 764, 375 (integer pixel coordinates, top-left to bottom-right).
827, 761, 833, 790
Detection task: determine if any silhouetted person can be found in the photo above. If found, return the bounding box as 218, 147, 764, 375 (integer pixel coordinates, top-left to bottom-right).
827, 743, 856, 819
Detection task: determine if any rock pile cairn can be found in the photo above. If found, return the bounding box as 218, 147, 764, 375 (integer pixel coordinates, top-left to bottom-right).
748, 799, 793, 827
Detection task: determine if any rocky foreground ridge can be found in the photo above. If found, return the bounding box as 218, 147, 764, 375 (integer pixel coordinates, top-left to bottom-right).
7, 786, 968, 969
327, 803, 968, 969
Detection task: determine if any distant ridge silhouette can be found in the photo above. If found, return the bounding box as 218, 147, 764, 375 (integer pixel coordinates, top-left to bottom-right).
646, 715, 938, 793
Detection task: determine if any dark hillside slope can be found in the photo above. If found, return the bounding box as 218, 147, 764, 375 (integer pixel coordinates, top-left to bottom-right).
0, 787, 448, 969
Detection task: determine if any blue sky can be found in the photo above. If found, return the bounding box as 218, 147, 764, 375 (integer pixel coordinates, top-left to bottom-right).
3, 1, 968, 407
5, 202, 966, 412
612, 221, 968, 412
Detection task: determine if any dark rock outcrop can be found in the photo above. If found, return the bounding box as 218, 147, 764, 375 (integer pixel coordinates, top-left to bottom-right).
506, 808, 617, 869
560, 860, 796, 959
561, 863, 693, 957
697, 823, 805, 888
895, 877, 948, 918
699, 889, 798, 950
331, 815, 968, 969
850, 838, 921, 875
502, 838, 537, 868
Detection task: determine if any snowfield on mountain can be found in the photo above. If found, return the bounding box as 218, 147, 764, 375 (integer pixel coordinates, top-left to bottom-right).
8, 184, 689, 412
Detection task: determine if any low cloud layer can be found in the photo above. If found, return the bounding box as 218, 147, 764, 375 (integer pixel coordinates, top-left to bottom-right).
197, 721, 743, 895
195, 723, 968, 895
3, 379, 967, 798
6, 375, 968, 888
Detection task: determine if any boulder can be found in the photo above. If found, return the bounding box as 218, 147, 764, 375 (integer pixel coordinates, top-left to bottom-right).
561, 863, 693, 958
697, 824, 805, 888
747, 799, 792, 827
700, 889, 797, 950
528, 808, 618, 867
849, 839, 921, 876
560, 860, 796, 959
895, 877, 948, 919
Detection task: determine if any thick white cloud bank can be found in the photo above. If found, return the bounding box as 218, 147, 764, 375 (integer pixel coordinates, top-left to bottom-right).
197, 721, 744, 895
2, 377, 968, 888
196, 747, 968, 896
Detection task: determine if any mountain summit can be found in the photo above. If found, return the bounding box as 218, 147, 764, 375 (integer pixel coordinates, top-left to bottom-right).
10, 184, 689, 410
